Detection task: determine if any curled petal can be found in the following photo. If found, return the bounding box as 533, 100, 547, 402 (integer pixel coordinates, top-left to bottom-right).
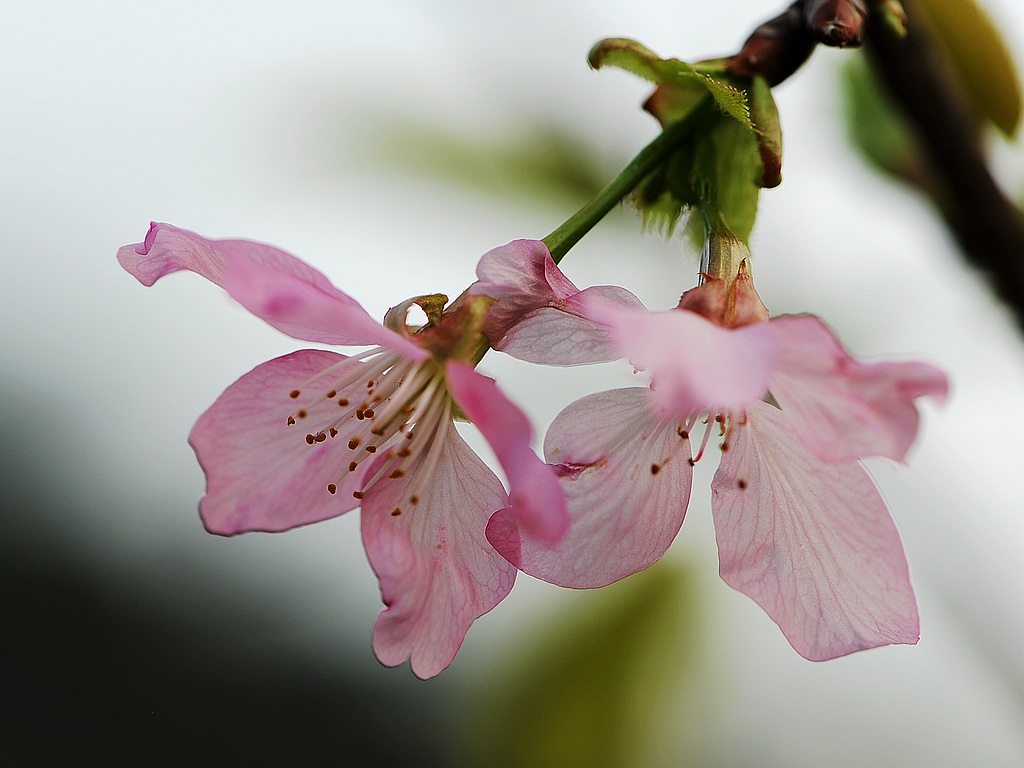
446, 361, 568, 544
588, 299, 779, 416
711, 401, 919, 660
362, 421, 515, 679
473, 239, 577, 306
118, 222, 425, 357
118, 222, 338, 291
769, 315, 949, 463
488, 388, 692, 588
190, 350, 372, 534
471, 240, 644, 364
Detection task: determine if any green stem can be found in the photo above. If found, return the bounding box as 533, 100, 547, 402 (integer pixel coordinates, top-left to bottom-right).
542, 102, 707, 264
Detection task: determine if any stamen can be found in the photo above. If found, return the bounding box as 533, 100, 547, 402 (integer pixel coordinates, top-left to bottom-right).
691, 412, 716, 464
731, 411, 753, 491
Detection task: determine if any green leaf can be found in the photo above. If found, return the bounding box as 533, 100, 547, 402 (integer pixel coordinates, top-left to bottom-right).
589, 38, 752, 130
914, 0, 1022, 136
463, 562, 704, 768
590, 37, 779, 244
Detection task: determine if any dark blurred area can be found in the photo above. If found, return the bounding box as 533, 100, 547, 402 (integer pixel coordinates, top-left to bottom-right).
0, 383, 457, 767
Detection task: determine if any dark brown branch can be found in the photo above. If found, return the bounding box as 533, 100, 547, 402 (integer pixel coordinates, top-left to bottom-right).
730, 0, 1024, 331
865, 1, 1024, 331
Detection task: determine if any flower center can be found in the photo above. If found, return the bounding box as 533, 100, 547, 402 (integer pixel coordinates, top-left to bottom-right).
285, 347, 453, 512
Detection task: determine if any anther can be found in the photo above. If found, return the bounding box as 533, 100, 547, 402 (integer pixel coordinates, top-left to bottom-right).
650, 463, 661, 475
390, 469, 405, 479
348, 437, 361, 450
315, 432, 327, 443
337, 398, 349, 407
348, 461, 358, 472
329, 428, 338, 438
737, 478, 748, 490
364, 408, 375, 418
410, 495, 420, 505
289, 389, 301, 399
286, 416, 296, 426
365, 445, 377, 453
353, 490, 364, 500
296, 409, 307, 419
326, 390, 337, 398
305, 434, 315, 445
327, 483, 337, 494
391, 508, 402, 517
677, 428, 689, 439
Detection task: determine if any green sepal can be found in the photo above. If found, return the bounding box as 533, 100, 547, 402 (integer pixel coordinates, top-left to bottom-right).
383, 293, 448, 334
632, 99, 763, 243
749, 75, 783, 188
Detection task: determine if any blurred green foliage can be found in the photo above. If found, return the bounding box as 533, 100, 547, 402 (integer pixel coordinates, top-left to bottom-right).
462, 562, 705, 768
372, 120, 612, 209
914, 0, 1022, 137
842, 54, 932, 190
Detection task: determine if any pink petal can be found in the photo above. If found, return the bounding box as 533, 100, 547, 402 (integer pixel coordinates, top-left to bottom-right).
118, 222, 425, 357
488, 388, 692, 587
588, 299, 779, 416
361, 421, 516, 679
190, 350, 379, 534
471, 240, 644, 364
495, 285, 647, 365
221, 249, 426, 357
473, 239, 574, 305
445, 361, 568, 544
711, 401, 919, 660
118, 222, 338, 291
769, 315, 949, 463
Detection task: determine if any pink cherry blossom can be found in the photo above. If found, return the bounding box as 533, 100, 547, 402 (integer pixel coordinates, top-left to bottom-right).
118, 222, 567, 678
471, 244, 947, 660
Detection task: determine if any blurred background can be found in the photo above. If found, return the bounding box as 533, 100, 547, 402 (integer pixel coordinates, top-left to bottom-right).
2, 1, 1022, 765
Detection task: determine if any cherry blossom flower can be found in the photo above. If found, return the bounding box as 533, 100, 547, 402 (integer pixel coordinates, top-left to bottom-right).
473, 243, 948, 660
118, 223, 567, 678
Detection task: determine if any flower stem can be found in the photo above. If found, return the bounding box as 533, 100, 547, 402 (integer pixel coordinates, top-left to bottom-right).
542, 102, 708, 264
